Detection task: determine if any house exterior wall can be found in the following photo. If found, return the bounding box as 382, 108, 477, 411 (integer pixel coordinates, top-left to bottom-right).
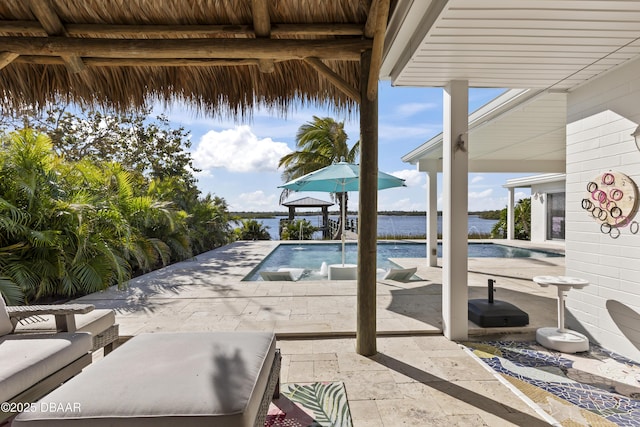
566, 57, 640, 361
530, 182, 565, 243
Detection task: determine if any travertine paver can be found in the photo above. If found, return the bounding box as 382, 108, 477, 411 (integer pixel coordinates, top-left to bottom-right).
77, 240, 564, 426
277, 336, 552, 426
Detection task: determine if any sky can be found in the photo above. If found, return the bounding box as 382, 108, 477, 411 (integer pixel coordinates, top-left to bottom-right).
157, 81, 531, 212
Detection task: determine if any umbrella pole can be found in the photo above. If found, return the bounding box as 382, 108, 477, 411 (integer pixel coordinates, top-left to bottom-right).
341, 191, 346, 266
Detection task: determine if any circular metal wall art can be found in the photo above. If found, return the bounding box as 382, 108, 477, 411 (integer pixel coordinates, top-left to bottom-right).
582, 171, 639, 238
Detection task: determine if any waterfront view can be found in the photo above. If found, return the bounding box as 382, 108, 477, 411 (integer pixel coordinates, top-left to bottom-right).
244, 241, 563, 281
255, 214, 499, 240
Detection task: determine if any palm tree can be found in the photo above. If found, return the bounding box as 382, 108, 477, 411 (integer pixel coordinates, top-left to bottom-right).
491, 197, 532, 240
279, 117, 359, 236
236, 219, 271, 240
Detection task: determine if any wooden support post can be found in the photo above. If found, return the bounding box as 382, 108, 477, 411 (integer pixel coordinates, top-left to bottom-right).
356, 49, 377, 356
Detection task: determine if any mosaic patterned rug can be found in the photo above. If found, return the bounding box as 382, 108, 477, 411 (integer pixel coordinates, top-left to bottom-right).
462, 341, 640, 427
266, 382, 353, 427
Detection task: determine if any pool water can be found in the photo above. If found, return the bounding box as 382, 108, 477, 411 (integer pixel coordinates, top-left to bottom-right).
244, 242, 562, 281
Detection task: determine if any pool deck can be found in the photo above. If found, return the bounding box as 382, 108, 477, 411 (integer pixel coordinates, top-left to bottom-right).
76, 239, 567, 425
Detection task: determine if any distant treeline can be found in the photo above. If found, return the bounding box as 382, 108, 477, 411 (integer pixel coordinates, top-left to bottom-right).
233, 209, 502, 219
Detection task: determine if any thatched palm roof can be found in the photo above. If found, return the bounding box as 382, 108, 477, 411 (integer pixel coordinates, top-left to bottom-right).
0, 0, 394, 118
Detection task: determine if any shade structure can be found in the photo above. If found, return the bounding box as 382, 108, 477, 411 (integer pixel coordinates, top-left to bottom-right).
279, 162, 406, 265
280, 162, 406, 193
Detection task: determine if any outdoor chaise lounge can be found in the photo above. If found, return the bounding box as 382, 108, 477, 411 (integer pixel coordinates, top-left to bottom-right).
260, 267, 305, 281
12, 309, 119, 354
261, 270, 295, 281
383, 267, 418, 282
0, 297, 93, 423
13, 331, 281, 427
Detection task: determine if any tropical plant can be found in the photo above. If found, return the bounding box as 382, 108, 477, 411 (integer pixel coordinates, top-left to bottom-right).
236, 219, 271, 240
279, 116, 359, 236
0, 130, 130, 302
186, 194, 235, 253
0, 111, 237, 302
491, 197, 532, 240
9, 105, 198, 184
0, 129, 215, 303
280, 219, 316, 240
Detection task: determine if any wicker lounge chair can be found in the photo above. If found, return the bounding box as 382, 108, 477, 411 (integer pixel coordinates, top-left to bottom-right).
13, 331, 281, 427
12, 308, 119, 354
0, 297, 93, 423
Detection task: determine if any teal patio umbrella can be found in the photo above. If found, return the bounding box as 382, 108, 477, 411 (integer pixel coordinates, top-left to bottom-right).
279, 162, 406, 265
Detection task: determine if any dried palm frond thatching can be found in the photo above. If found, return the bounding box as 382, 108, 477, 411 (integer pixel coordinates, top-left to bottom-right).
0, 0, 389, 119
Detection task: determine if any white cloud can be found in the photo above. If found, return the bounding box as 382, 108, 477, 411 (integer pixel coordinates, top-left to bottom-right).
379, 124, 439, 143
192, 126, 292, 173
381, 197, 424, 211
395, 102, 438, 117
194, 169, 213, 178
515, 191, 529, 202
468, 188, 494, 199
470, 175, 484, 184
390, 169, 424, 187
231, 191, 279, 211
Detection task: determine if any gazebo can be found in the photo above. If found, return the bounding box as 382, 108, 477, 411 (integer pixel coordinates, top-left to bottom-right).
0, 0, 393, 356
281, 197, 333, 238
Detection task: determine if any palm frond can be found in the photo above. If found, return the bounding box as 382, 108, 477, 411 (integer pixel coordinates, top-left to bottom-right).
0, 277, 24, 304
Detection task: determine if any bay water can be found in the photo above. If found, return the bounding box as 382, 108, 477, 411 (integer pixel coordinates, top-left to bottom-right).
247, 214, 498, 240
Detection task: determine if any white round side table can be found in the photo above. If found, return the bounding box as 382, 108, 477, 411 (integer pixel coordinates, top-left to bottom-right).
533, 275, 590, 353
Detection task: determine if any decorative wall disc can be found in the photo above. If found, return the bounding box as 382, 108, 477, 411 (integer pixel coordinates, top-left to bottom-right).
581, 171, 639, 238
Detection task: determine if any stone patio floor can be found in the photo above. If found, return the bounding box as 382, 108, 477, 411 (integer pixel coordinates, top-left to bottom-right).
76, 239, 568, 425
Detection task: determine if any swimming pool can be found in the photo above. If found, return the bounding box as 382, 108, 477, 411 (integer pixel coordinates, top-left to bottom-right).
244, 242, 563, 281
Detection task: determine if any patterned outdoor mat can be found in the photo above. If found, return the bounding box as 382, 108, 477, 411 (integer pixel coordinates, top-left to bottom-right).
266, 382, 353, 427
462, 340, 640, 427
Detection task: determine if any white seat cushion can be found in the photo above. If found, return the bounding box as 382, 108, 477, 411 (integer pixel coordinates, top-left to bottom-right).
0, 332, 92, 402
0, 296, 13, 336
13, 331, 277, 427
14, 309, 116, 336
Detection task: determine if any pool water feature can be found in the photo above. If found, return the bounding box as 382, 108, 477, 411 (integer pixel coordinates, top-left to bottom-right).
244, 242, 563, 281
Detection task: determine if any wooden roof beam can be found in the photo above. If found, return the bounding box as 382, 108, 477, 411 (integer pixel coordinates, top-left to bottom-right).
14, 56, 265, 67
0, 37, 371, 61
0, 52, 19, 70
304, 57, 361, 103
251, 0, 274, 73
28, 0, 85, 73
367, 0, 390, 101
0, 22, 365, 38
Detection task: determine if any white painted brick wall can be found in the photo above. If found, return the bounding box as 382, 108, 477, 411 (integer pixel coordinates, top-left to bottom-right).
566, 57, 640, 361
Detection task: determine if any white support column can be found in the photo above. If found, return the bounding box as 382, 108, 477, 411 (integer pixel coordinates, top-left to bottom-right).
442, 80, 468, 341
426, 169, 438, 267
507, 187, 515, 240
